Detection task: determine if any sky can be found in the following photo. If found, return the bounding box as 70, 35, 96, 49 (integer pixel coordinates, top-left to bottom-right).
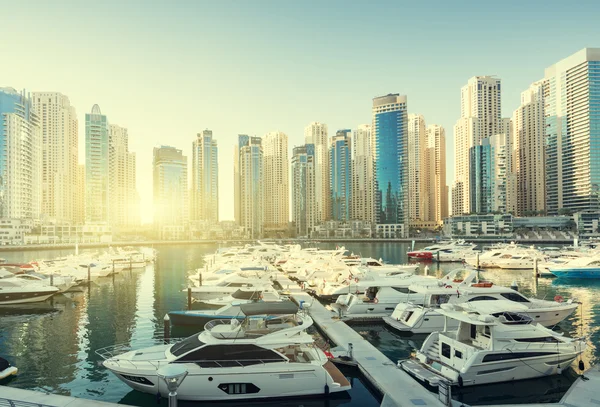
2, 0, 600, 223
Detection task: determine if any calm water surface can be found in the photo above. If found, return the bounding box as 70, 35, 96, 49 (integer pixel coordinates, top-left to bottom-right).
0, 242, 598, 406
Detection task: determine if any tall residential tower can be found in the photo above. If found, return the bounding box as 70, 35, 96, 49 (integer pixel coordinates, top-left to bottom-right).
32, 92, 78, 224
372, 94, 409, 236
153, 146, 188, 239
330, 130, 352, 221
304, 122, 330, 223
263, 131, 289, 233
191, 129, 219, 224
85, 104, 110, 223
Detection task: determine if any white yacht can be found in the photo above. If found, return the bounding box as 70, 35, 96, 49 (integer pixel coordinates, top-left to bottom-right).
13, 272, 76, 293
98, 302, 351, 400
0, 269, 60, 304
331, 270, 468, 319
401, 302, 586, 387
188, 274, 274, 301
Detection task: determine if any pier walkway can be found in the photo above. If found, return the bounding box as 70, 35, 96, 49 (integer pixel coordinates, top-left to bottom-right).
0, 386, 121, 407
277, 274, 453, 407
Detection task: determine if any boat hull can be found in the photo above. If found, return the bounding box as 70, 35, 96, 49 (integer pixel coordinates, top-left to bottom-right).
550, 268, 600, 279
104, 361, 350, 400
168, 311, 243, 326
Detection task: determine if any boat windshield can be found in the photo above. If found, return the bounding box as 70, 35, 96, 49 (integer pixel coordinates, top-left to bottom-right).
170, 334, 206, 356
492, 312, 533, 325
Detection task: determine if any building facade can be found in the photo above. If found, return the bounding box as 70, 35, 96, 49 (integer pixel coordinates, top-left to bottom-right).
544, 48, 600, 214
153, 146, 188, 239
109, 124, 139, 228
291, 144, 315, 237
32, 92, 78, 224
372, 94, 409, 236
452, 76, 502, 215
425, 124, 447, 222
191, 129, 218, 224
0, 88, 41, 220
304, 122, 330, 223
351, 124, 373, 222
263, 131, 289, 232
75, 164, 86, 224
85, 104, 110, 224
238, 136, 263, 238
408, 114, 427, 222
330, 130, 352, 222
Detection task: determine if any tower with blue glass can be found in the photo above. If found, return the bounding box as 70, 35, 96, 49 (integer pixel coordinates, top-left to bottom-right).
372, 94, 409, 237
330, 130, 352, 222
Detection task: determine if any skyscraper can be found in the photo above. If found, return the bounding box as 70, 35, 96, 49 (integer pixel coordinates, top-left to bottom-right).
304, 122, 330, 223
85, 104, 109, 223
372, 94, 409, 236
452, 76, 502, 215
109, 124, 139, 227
263, 131, 289, 233
32, 92, 78, 224
513, 82, 546, 215
153, 146, 188, 238
291, 144, 315, 237
75, 164, 86, 224
238, 135, 263, 238
330, 130, 352, 222
0, 88, 41, 220
191, 129, 218, 224
351, 124, 373, 222
544, 48, 600, 214
425, 125, 448, 222
408, 114, 427, 222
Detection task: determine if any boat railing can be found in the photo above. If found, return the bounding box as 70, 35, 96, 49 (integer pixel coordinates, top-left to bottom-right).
95, 337, 184, 361
204, 319, 233, 331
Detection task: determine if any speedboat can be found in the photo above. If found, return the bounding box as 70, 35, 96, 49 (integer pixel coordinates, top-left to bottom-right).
0, 357, 17, 379
549, 257, 600, 279
407, 240, 476, 261
0, 269, 60, 304
384, 273, 578, 334
401, 302, 586, 387
12, 272, 76, 293
98, 302, 351, 400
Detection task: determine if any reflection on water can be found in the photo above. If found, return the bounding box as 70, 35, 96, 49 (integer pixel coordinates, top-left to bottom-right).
0, 242, 598, 405
0, 245, 381, 406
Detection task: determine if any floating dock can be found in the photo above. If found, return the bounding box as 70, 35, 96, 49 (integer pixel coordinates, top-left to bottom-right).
0, 385, 122, 406
275, 273, 450, 407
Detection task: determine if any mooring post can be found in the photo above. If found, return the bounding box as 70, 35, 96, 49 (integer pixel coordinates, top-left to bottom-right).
112, 260, 115, 275
187, 287, 192, 310
534, 257, 539, 280
87, 264, 91, 285
348, 343, 354, 359
476, 252, 480, 269
163, 314, 171, 344
437, 250, 440, 263
50, 273, 54, 286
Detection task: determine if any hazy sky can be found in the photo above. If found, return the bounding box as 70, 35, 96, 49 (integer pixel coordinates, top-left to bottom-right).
2, 0, 599, 223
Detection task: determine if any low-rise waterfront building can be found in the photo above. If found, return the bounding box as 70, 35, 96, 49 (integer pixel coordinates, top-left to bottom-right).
0, 219, 34, 245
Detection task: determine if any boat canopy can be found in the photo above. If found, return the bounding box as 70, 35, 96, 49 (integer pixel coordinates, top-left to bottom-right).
240, 301, 298, 316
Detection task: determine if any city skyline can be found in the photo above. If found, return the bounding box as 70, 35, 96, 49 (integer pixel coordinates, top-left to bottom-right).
4, 1, 598, 222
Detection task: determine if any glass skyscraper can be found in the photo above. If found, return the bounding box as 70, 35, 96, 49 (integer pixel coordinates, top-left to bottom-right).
544, 48, 600, 214
236, 135, 263, 238
292, 144, 315, 236
372, 94, 408, 235
153, 145, 188, 239
330, 129, 352, 221
85, 104, 109, 223
0, 88, 41, 220
192, 129, 219, 224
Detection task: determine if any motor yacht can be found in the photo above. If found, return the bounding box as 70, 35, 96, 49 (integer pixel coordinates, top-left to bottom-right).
407, 241, 476, 261
12, 272, 76, 293
549, 256, 600, 278
401, 302, 586, 387
385, 280, 578, 333
331, 270, 468, 319
0, 269, 60, 304
188, 274, 275, 301
98, 302, 351, 400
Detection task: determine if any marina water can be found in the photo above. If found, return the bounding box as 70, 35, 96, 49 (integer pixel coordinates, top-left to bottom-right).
0, 242, 597, 406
